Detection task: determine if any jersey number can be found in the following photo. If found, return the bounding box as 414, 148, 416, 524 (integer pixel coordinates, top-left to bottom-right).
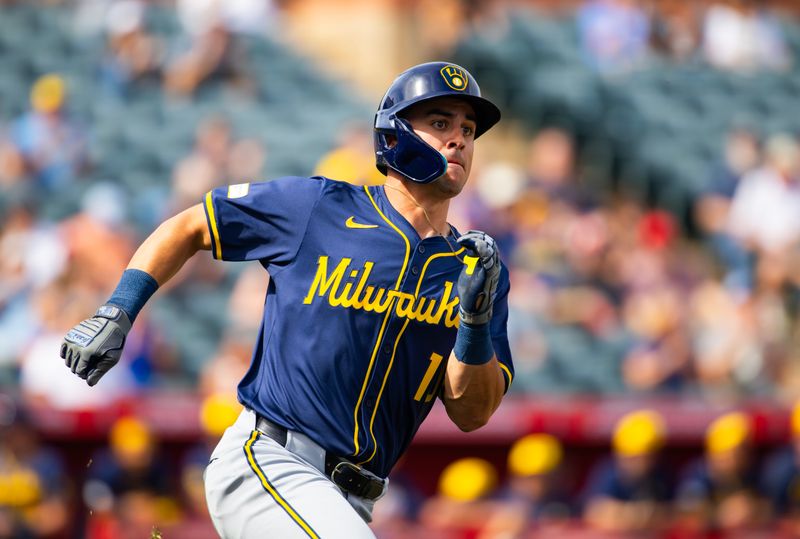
414, 352, 445, 403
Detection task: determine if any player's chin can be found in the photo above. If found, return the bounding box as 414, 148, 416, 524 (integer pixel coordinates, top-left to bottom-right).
435, 170, 467, 197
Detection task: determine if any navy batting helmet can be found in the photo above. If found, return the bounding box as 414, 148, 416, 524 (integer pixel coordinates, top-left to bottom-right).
374, 62, 501, 184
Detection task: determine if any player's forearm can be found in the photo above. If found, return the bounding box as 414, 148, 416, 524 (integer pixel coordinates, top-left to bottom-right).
442, 354, 504, 432
127, 203, 211, 285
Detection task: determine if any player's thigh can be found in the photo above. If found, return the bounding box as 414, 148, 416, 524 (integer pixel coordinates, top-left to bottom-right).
205, 431, 375, 539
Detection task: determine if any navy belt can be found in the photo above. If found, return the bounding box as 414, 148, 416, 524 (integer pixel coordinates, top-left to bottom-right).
255, 415, 385, 501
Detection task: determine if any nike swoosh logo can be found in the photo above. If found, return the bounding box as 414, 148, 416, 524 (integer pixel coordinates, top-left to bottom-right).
345, 216, 378, 229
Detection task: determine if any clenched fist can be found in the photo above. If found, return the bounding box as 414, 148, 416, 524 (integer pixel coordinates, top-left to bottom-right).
456, 230, 500, 326
60, 305, 131, 386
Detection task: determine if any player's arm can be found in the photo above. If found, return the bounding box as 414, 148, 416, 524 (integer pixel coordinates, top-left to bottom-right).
442, 231, 506, 432
127, 203, 211, 283
60, 204, 210, 386
443, 353, 505, 432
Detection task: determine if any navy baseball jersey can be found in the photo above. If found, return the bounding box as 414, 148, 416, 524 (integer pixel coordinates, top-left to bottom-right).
203, 176, 513, 478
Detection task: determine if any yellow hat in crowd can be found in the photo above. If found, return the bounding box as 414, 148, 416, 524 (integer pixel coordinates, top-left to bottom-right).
706, 412, 751, 455
200, 393, 242, 438
30, 74, 66, 113
438, 457, 498, 502
791, 401, 800, 437
508, 433, 563, 477
612, 410, 666, 457
110, 416, 153, 457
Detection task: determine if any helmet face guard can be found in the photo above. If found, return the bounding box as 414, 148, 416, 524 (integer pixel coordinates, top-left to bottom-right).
375, 118, 449, 184
374, 62, 501, 184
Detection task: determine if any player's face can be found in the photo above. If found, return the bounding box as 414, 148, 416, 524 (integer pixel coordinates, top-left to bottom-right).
402, 97, 476, 197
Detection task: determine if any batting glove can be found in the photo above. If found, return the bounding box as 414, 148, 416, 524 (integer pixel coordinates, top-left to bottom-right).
456, 230, 500, 326
60, 305, 131, 386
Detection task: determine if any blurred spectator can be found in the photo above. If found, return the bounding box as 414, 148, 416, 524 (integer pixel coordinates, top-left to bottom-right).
370, 473, 426, 539
675, 412, 769, 534
225, 264, 270, 337
694, 127, 761, 291
313, 124, 385, 186
100, 0, 165, 98
525, 128, 586, 209
688, 281, 768, 396
198, 265, 268, 395
84, 416, 179, 539
8, 75, 88, 191
577, 0, 651, 73
169, 116, 231, 212
177, 394, 239, 537
582, 410, 672, 534
163, 20, 249, 97
198, 333, 251, 408
727, 134, 800, 256
169, 116, 265, 214
650, 0, 702, 61
418, 457, 500, 537
0, 139, 27, 189
621, 282, 691, 392
702, 0, 792, 71
491, 433, 573, 536
762, 401, 800, 536
0, 203, 44, 378
227, 137, 267, 184
176, 0, 276, 36
0, 397, 69, 538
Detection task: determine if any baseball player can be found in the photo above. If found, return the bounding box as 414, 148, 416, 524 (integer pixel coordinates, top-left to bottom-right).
60, 61, 514, 538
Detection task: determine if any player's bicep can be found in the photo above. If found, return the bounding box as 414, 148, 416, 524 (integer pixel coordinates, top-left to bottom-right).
187, 203, 212, 251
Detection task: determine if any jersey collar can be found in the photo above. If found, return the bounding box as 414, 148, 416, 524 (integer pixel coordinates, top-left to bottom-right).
369, 185, 459, 247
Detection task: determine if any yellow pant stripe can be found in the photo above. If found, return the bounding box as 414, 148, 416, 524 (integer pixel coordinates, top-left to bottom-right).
243, 430, 319, 538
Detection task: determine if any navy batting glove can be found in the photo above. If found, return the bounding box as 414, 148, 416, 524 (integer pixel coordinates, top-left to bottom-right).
60, 305, 131, 386
456, 230, 500, 326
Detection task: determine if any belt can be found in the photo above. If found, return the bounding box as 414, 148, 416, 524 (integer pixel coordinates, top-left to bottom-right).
255, 415, 385, 501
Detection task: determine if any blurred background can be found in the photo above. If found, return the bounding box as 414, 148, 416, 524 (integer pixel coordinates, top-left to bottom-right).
2, 0, 800, 537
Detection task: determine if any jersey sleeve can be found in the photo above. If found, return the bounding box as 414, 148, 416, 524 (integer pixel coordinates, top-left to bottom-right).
203, 177, 325, 266
491, 263, 514, 392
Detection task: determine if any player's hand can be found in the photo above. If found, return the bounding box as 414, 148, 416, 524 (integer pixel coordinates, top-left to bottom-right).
456, 230, 500, 326
60, 305, 131, 386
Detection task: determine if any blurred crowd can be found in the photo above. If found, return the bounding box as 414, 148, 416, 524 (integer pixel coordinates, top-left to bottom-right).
376, 406, 800, 539
465, 123, 800, 400
574, 0, 794, 73
9, 394, 800, 538
0, 0, 798, 406
1, 0, 800, 536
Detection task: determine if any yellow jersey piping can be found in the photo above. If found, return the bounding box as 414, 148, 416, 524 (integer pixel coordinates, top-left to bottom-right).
498, 362, 513, 388
358, 248, 465, 465
205, 191, 222, 260
351, 187, 411, 456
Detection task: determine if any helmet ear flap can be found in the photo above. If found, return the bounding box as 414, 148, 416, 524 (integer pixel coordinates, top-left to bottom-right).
380, 117, 447, 184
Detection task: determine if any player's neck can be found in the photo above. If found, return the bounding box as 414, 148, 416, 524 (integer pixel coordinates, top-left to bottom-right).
383, 177, 451, 239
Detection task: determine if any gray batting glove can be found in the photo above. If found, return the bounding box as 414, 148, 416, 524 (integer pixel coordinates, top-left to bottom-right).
60, 305, 131, 386
456, 230, 500, 326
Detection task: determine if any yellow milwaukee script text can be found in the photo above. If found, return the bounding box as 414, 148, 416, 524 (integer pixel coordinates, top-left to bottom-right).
302, 256, 460, 328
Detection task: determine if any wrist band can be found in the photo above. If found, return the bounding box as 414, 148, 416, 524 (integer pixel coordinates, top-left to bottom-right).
453, 321, 494, 366
107, 269, 159, 323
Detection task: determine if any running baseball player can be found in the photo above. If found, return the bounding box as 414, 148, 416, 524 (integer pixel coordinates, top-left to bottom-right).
60, 61, 514, 538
